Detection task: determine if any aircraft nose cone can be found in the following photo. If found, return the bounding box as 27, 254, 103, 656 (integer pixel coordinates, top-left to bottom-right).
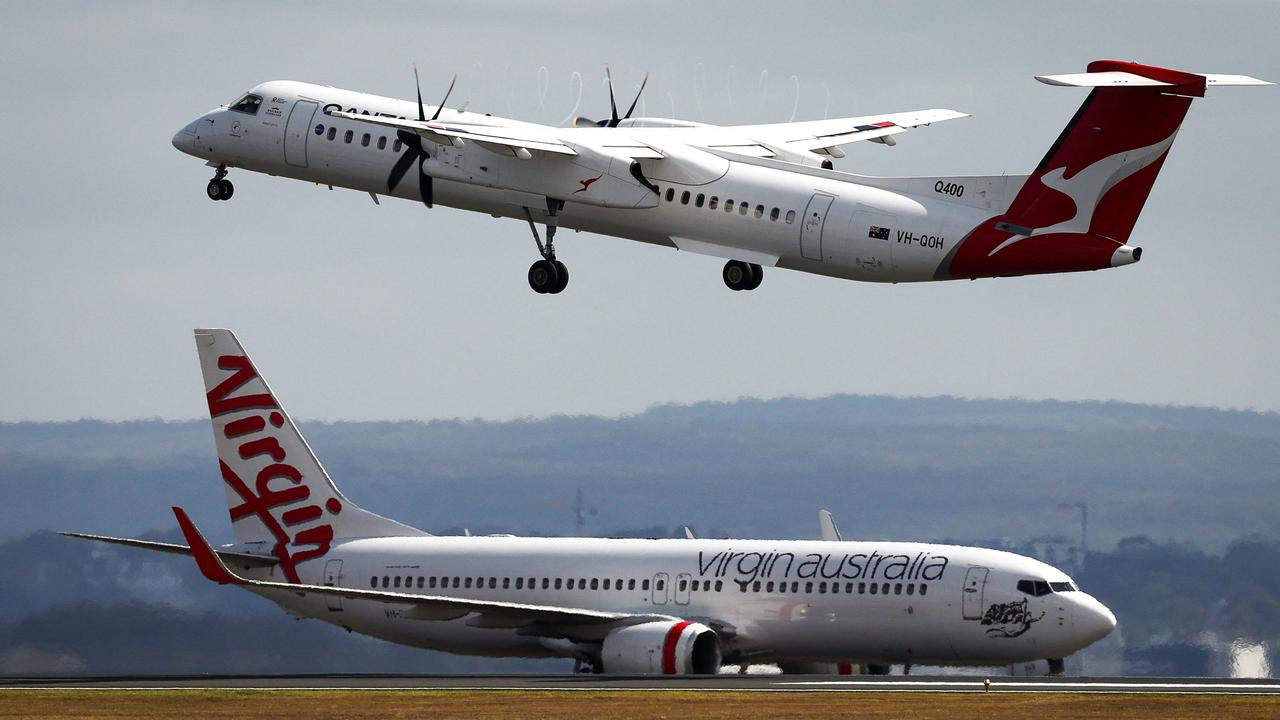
172, 121, 198, 155
1074, 595, 1117, 647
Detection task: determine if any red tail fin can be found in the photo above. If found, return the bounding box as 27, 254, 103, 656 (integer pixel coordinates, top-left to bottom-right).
940, 60, 1263, 280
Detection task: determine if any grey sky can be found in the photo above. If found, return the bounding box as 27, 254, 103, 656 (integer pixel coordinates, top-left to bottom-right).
1, 1, 1278, 422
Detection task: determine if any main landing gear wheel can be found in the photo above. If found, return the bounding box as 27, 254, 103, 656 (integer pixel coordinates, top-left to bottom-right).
523, 199, 569, 294
723, 260, 763, 291
206, 165, 233, 201
528, 259, 567, 294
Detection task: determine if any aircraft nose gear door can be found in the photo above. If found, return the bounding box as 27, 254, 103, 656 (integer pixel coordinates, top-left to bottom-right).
962, 566, 988, 620
284, 100, 319, 168
323, 559, 343, 612
800, 193, 836, 261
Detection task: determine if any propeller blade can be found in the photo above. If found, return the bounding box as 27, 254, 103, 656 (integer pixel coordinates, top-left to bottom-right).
387, 145, 418, 192
429, 75, 457, 122
420, 168, 433, 208
412, 64, 426, 122
605, 65, 619, 125
621, 73, 648, 121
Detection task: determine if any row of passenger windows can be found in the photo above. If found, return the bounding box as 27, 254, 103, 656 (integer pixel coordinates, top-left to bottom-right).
319, 124, 401, 152
371, 574, 928, 598
663, 187, 796, 224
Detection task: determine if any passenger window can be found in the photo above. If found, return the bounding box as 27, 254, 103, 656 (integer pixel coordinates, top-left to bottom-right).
859, 582, 866, 594
751, 581, 760, 592
617, 579, 624, 590
554, 578, 562, 589
789, 582, 798, 593
502, 578, 510, 589
920, 584, 928, 596
665, 188, 675, 202
327, 127, 336, 141
907, 584, 915, 595
489, 578, 497, 589
805, 582, 813, 593
429, 577, 437, 589
715, 581, 724, 592
566, 579, 575, 590
681, 191, 691, 205
740, 203, 749, 216
515, 578, 523, 589
591, 579, 600, 590
382, 576, 389, 588
603, 579, 611, 590
541, 578, 549, 589
642, 579, 650, 591
656, 579, 666, 591
464, 578, 472, 589
361, 133, 371, 147
229, 93, 263, 115
831, 582, 840, 594
755, 204, 765, 218
695, 193, 705, 208
882, 583, 890, 595
678, 579, 687, 592
725, 200, 735, 212
894, 583, 903, 595
344, 129, 353, 144
870, 583, 878, 595
766, 581, 775, 592
846, 582, 854, 594
785, 210, 796, 224
628, 579, 636, 590
377, 136, 387, 150
770, 207, 780, 221
452, 577, 460, 588
709, 196, 719, 210
818, 582, 827, 594
417, 577, 424, 589
393, 139, 403, 152
369, 576, 377, 588
394, 576, 401, 588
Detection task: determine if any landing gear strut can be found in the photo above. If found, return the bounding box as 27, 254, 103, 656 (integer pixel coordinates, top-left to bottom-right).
723, 260, 763, 291
206, 165, 234, 201
524, 198, 568, 294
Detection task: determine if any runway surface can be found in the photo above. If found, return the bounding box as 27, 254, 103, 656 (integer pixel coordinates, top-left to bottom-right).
4, 674, 1280, 694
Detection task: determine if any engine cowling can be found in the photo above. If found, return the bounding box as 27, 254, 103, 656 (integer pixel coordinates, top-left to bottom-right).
600, 620, 721, 675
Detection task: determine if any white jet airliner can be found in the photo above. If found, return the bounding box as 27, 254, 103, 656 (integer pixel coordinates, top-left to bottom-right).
66, 329, 1115, 675
172, 60, 1266, 294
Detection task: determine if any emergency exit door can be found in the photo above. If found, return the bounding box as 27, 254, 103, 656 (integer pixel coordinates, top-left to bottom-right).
800, 193, 835, 261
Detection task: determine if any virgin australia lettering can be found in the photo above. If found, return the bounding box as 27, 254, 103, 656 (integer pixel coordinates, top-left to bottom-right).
171, 61, 1267, 295
65, 329, 1114, 674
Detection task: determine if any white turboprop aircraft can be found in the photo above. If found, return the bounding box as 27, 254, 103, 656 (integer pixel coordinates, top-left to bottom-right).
172, 60, 1266, 294
66, 329, 1115, 675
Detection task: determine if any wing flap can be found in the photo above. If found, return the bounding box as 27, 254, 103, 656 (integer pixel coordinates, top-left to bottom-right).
726, 109, 968, 152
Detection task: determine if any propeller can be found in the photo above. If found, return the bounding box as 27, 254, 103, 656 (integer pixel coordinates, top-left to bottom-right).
387, 65, 456, 208
572, 67, 648, 128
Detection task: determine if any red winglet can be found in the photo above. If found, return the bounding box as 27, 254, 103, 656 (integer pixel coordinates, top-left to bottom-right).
172, 506, 244, 585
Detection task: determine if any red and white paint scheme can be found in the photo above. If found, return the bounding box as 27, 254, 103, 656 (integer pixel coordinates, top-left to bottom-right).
172, 61, 1266, 294
68, 329, 1115, 675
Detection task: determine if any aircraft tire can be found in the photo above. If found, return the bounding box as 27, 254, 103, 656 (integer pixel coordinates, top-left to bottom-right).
206, 180, 225, 201
551, 261, 569, 294
528, 259, 560, 294
220, 180, 234, 200
723, 260, 748, 291
743, 263, 763, 290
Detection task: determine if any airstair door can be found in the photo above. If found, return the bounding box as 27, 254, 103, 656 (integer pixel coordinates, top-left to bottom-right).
962, 566, 988, 620
284, 100, 318, 168
323, 559, 343, 612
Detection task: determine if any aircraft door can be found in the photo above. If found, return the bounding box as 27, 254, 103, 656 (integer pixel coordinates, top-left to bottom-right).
323, 559, 343, 612
674, 573, 692, 605
962, 566, 988, 620
651, 572, 669, 605
800, 193, 836, 261
284, 100, 318, 168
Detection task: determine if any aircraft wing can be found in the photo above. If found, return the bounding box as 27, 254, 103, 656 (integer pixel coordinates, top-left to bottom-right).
172, 507, 730, 642
326, 111, 578, 157
724, 108, 969, 152
60, 531, 280, 568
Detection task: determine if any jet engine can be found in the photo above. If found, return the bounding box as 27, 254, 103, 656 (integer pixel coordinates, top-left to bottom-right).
600, 620, 721, 674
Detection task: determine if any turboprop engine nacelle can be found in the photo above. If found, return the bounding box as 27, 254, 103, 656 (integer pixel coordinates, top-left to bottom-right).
422, 141, 657, 209
600, 620, 721, 675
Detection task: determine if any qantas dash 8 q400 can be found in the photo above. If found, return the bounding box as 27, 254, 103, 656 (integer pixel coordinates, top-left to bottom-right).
67, 329, 1115, 675
171, 60, 1267, 294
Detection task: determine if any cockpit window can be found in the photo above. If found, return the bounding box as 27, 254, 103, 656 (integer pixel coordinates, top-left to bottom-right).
229, 93, 263, 115
1050, 581, 1077, 592
1018, 579, 1077, 596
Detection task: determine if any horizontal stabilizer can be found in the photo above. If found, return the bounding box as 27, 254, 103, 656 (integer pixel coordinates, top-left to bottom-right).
60, 531, 280, 567
1036, 61, 1271, 93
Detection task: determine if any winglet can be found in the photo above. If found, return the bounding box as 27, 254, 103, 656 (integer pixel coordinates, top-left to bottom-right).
172, 507, 244, 585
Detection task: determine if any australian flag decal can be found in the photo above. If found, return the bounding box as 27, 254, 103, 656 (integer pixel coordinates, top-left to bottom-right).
868, 226, 890, 240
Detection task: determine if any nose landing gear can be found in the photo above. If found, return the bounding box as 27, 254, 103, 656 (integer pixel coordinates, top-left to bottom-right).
523, 199, 569, 294
206, 165, 234, 201
723, 260, 763, 291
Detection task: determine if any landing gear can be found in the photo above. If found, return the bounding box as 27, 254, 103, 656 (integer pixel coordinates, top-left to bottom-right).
206, 165, 233, 201
523, 199, 568, 294
723, 260, 763, 291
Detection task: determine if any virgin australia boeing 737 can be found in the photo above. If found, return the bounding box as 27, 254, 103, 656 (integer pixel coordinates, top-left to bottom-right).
171, 60, 1266, 294
66, 329, 1114, 675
